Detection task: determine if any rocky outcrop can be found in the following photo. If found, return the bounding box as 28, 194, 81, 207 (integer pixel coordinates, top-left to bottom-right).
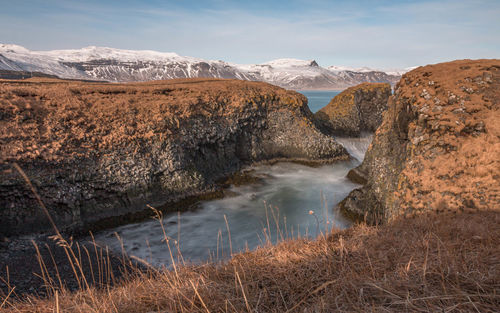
340, 60, 500, 223
315, 83, 391, 136
0, 78, 347, 236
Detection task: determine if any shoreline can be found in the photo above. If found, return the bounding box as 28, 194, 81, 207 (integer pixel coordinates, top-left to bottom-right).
0, 155, 355, 297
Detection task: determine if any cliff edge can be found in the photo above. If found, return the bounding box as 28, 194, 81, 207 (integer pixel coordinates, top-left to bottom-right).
0, 78, 347, 235
340, 60, 500, 222
315, 82, 391, 136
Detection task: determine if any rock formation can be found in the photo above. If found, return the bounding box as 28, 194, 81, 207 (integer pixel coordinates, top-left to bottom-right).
315, 83, 391, 136
340, 60, 500, 223
0, 78, 347, 236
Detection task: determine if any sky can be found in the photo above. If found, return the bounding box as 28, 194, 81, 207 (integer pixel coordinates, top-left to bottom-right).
1, 0, 499, 69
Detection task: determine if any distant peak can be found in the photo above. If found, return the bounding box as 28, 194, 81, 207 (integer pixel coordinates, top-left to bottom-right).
263, 58, 319, 68
0, 44, 31, 53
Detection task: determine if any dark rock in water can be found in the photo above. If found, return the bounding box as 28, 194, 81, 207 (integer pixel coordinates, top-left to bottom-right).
0, 78, 347, 236
0, 234, 131, 296
339, 59, 500, 224
346, 167, 368, 185
315, 82, 391, 136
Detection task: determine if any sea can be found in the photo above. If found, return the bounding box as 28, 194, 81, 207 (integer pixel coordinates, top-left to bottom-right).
297, 90, 341, 113
95, 89, 372, 267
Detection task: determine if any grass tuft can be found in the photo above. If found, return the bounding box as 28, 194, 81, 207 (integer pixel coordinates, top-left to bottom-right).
1, 210, 498, 312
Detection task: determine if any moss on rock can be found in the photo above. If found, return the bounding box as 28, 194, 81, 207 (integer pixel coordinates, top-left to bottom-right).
315, 82, 391, 136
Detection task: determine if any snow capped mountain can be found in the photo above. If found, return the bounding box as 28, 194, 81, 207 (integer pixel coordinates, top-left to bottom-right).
0, 44, 89, 79
384, 66, 418, 76
328, 65, 414, 76
234, 58, 343, 89
328, 65, 375, 73
0, 44, 408, 89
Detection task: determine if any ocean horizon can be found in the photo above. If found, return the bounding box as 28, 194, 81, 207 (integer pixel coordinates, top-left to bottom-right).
297, 90, 341, 113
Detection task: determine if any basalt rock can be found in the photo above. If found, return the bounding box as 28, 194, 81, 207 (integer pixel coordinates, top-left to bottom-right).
0, 78, 347, 236
315, 83, 391, 136
339, 60, 500, 223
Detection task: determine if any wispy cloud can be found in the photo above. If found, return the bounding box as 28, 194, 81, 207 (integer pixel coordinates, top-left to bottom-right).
0, 0, 498, 68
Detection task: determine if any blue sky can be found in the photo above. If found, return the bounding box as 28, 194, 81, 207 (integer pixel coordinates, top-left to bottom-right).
1, 0, 499, 69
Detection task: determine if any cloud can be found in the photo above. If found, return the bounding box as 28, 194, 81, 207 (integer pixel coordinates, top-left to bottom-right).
0, 0, 498, 68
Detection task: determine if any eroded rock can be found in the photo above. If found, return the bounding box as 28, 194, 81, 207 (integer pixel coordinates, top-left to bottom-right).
0, 78, 347, 236
314, 82, 391, 136
339, 60, 500, 223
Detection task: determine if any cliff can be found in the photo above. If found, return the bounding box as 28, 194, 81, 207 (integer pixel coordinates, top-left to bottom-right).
315, 82, 391, 136
340, 59, 500, 223
0, 78, 347, 236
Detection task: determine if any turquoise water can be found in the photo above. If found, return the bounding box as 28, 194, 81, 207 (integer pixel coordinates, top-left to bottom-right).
298, 90, 341, 113
96, 136, 373, 267
95, 88, 374, 267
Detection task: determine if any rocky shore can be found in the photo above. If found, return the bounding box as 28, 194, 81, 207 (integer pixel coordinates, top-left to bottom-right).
340, 59, 500, 223
0, 78, 347, 236
0, 234, 131, 296
1, 61, 499, 308
314, 82, 391, 136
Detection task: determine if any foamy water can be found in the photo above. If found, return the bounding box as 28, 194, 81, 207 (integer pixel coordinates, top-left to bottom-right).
95, 135, 372, 266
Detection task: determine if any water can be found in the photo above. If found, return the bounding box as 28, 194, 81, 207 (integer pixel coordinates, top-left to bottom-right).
297, 90, 341, 113
95, 135, 373, 267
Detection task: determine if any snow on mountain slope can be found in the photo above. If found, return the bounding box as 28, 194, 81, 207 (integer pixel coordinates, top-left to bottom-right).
328, 65, 376, 73
234, 58, 343, 89
0, 44, 255, 82
0, 44, 407, 89
0, 44, 89, 79
328, 65, 414, 76
236, 58, 401, 89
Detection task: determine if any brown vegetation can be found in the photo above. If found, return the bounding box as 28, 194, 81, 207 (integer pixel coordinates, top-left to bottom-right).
394, 60, 500, 213
2, 210, 499, 312
341, 60, 500, 222
318, 82, 390, 118
0, 78, 306, 163
315, 82, 391, 135
2, 62, 499, 312
1, 77, 346, 237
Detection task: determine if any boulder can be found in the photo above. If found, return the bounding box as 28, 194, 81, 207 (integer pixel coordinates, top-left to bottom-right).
339, 60, 500, 223
315, 82, 391, 136
0, 78, 347, 236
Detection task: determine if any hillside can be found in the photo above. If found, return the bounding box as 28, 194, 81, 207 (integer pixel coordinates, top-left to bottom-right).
0, 44, 403, 90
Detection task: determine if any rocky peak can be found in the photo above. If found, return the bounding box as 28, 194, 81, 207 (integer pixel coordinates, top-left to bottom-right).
309, 60, 319, 67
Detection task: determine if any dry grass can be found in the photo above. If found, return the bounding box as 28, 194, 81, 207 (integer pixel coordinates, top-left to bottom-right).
1, 210, 498, 312
391, 59, 500, 214
0, 78, 307, 162
317, 82, 390, 118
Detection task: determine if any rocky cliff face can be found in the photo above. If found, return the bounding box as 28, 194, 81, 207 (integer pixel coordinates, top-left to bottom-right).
340, 60, 500, 223
315, 83, 391, 136
0, 78, 347, 236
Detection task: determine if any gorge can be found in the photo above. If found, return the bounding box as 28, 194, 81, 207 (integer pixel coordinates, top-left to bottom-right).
1, 60, 499, 312
0, 78, 349, 236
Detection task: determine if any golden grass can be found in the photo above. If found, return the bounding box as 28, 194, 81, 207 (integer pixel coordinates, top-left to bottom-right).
0, 78, 307, 162
2, 210, 498, 312
317, 82, 390, 118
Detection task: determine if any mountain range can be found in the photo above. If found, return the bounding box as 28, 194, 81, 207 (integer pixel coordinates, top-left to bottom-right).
0, 44, 415, 90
